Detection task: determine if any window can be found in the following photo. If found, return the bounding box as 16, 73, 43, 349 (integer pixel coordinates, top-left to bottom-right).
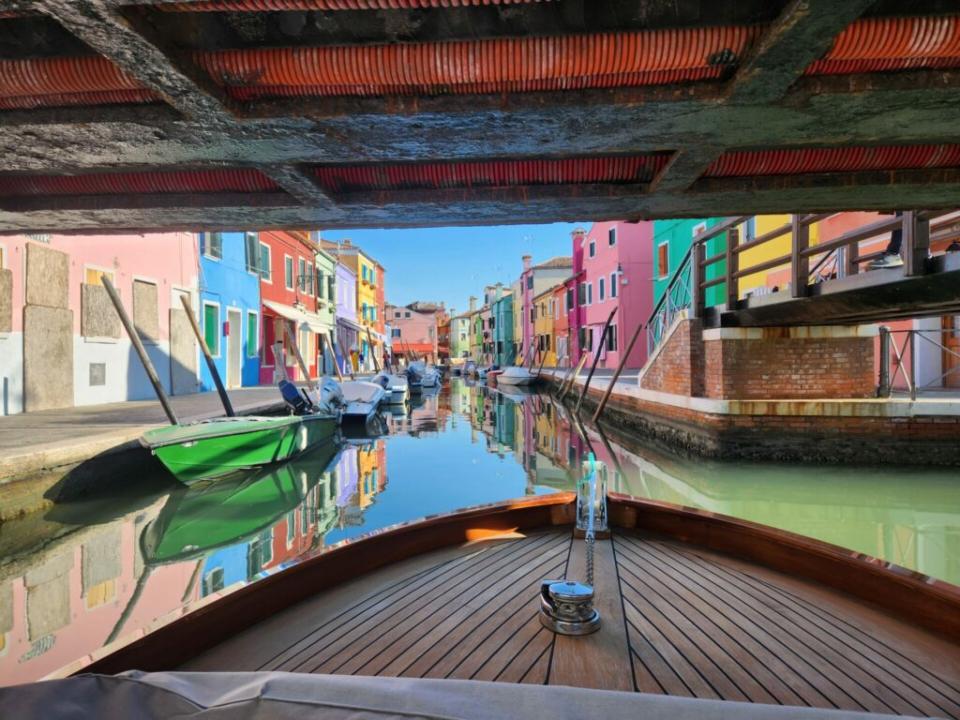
246, 311, 258, 357
589, 241, 596, 258
202, 232, 222, 260
245, 232, 259, 273
203, 302, 220, 356
610, 272, 618, 298
315, 267, 323, 297
609, 227, 617, 246
579, 327, 593, 353
530, 308, 535, 323
202, 567, 225, 596
392, 328, 401, 337
284, 256, 294, 290
657, 242, 669, 278
327, 275, 334, 302
361, 302, 368, 320
598, 277, 605, 302
490, 317, 496, 329
586, 282, 593, 305
298, 258, 307, 292
526, 275, 533, 290
578, 282, 587, 306
84, 267, 114, 286
405, 311, 411, 318
606, 325, 618, 351
259, 243, 272, 282
394, 311, 401, 318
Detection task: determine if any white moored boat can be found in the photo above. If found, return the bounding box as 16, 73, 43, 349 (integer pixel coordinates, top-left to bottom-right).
373, 372, 409, 404
495, 366, 541, 385
339, 380, 386, 421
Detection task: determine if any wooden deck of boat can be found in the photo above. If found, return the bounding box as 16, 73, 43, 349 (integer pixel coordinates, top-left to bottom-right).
185, 528, 960, 717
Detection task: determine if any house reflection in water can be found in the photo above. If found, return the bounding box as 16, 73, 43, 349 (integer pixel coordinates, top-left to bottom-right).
3, 379, 959, 688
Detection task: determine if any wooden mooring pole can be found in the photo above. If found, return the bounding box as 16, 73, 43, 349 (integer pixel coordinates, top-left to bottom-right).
592, 318, 646, 423
575, 307, 617, 415
324, 331, 345, 382
559, 353, 589, 401
283, 323, 316, 391
102, 276, 179, 425
178, 294, 235, 417
367, 327, 381, 373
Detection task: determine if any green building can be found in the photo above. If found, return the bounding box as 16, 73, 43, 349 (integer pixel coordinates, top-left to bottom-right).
492, 290, 515, 367
449, 313, 472, 359
651, 218, 730, 309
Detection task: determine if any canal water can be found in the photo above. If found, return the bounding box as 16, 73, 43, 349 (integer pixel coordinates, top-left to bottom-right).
2, 378, 959, 685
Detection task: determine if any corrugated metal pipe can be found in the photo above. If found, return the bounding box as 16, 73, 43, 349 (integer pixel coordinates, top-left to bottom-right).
158, 0, 549, 10
0, 55, 157, 110
704, 144, 960, 178
195, 27, 760, 98
311, 155, 670, 193
806, 15, 960, 75
0, 168, 280, 196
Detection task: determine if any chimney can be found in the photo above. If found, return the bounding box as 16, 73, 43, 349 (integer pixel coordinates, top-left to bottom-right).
341, 239, 352, 247
469, 296, 477, 312
571, 228, 586, 243
522, 255, 532, 271
495, 282, 503, 301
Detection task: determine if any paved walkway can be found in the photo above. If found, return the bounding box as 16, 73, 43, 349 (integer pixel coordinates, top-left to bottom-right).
0, 387, 283, 483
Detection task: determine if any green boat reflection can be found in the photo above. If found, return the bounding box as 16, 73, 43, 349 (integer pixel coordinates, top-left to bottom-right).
141, 440, 343, 566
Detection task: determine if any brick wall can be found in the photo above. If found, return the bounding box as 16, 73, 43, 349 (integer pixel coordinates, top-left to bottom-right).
639, 318, 704, 396
704, 331, 876, 400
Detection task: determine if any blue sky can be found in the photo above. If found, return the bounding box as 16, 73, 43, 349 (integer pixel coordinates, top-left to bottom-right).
321, 223, 584, 312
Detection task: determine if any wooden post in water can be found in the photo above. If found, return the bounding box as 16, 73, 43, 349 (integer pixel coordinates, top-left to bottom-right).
178, 294, 234, 417
324, 331, 344, 382
283, 323, 316, 391
592, 317, 646, 423
366, 327, 381, 373
102, 276, 179, 425
560, 353, 590, 401
575, 307, 617, 415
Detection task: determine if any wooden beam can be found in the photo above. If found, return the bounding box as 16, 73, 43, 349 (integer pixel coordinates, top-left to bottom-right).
791, 214, 810, 298
262, 165, 338, 210
647, 146, 722, 194
726, 0, 876, 105
38, 0, 236, 123
904, 211, 931, 277
725, 226, 740, 309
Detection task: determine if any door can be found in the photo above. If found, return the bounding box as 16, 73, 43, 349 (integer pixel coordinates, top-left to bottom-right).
227, 308, 242, 388
944, 315, 960, 388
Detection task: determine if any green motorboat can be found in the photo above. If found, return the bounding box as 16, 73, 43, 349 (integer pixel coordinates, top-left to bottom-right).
141, 440, 343, 565
141, 413, 339, 485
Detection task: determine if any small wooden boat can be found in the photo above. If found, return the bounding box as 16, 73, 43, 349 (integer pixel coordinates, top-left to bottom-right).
141, 414, 339, 485
56, 493, 960, 719
496, 366, 541, 385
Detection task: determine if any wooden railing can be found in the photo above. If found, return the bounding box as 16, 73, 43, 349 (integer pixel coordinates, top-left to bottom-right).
646, 211, 956, 354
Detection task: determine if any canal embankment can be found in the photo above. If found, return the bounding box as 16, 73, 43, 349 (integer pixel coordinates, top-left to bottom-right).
0, 387, 284, 519
545, 369, 960, 466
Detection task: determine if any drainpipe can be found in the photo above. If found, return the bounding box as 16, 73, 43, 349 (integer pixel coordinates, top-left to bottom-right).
878, 326, 890, 397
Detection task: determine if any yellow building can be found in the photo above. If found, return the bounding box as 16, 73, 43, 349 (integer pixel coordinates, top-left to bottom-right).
357, 443, 383, 510
533, 285, 558, 367
737, 215, 820, 297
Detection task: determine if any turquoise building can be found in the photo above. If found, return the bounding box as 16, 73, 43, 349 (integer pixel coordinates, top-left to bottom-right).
492, 291, 515, 367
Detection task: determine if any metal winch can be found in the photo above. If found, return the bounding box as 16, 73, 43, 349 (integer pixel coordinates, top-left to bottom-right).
539, 579, 601, 635
538, 454, 606, 636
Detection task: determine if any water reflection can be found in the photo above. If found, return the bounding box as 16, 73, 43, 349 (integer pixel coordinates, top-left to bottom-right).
2, 378, 959, 685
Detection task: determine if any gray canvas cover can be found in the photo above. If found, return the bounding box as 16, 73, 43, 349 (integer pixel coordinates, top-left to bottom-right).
0, 671, 928, 719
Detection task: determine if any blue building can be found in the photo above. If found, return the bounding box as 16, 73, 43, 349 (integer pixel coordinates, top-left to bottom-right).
198, 231, 262, 390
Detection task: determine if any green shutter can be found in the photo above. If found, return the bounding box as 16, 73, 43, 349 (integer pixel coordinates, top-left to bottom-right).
203, 304, 219, 355
246, 312, 257, 357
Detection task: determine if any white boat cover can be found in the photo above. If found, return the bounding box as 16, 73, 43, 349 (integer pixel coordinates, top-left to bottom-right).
263, 300, 328, 335
0, 672, 923, 720
497, 366, 539, 385
339, 381, 385, 404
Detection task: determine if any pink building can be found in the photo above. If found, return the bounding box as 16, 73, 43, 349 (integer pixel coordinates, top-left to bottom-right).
576, 221, 654, 370
518, 254, 571, 364
0, 234, 199, 415
388, 302, 440, 361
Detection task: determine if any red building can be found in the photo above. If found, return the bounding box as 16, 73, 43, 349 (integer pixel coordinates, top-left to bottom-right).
258, 230, 324, 384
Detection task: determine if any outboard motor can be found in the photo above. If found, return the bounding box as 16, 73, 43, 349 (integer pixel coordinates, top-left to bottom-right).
279, 379, 314, 415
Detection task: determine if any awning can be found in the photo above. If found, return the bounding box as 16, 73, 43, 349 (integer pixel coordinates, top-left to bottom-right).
263, 300, 328, 334
336, 315, 364, 333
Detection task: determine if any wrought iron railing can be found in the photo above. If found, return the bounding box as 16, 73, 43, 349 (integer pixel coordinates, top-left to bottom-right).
646, 245, 694, 356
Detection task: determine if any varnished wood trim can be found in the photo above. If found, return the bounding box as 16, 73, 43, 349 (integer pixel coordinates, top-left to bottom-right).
83, 493, 576, 675
608, 493, 960, 643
